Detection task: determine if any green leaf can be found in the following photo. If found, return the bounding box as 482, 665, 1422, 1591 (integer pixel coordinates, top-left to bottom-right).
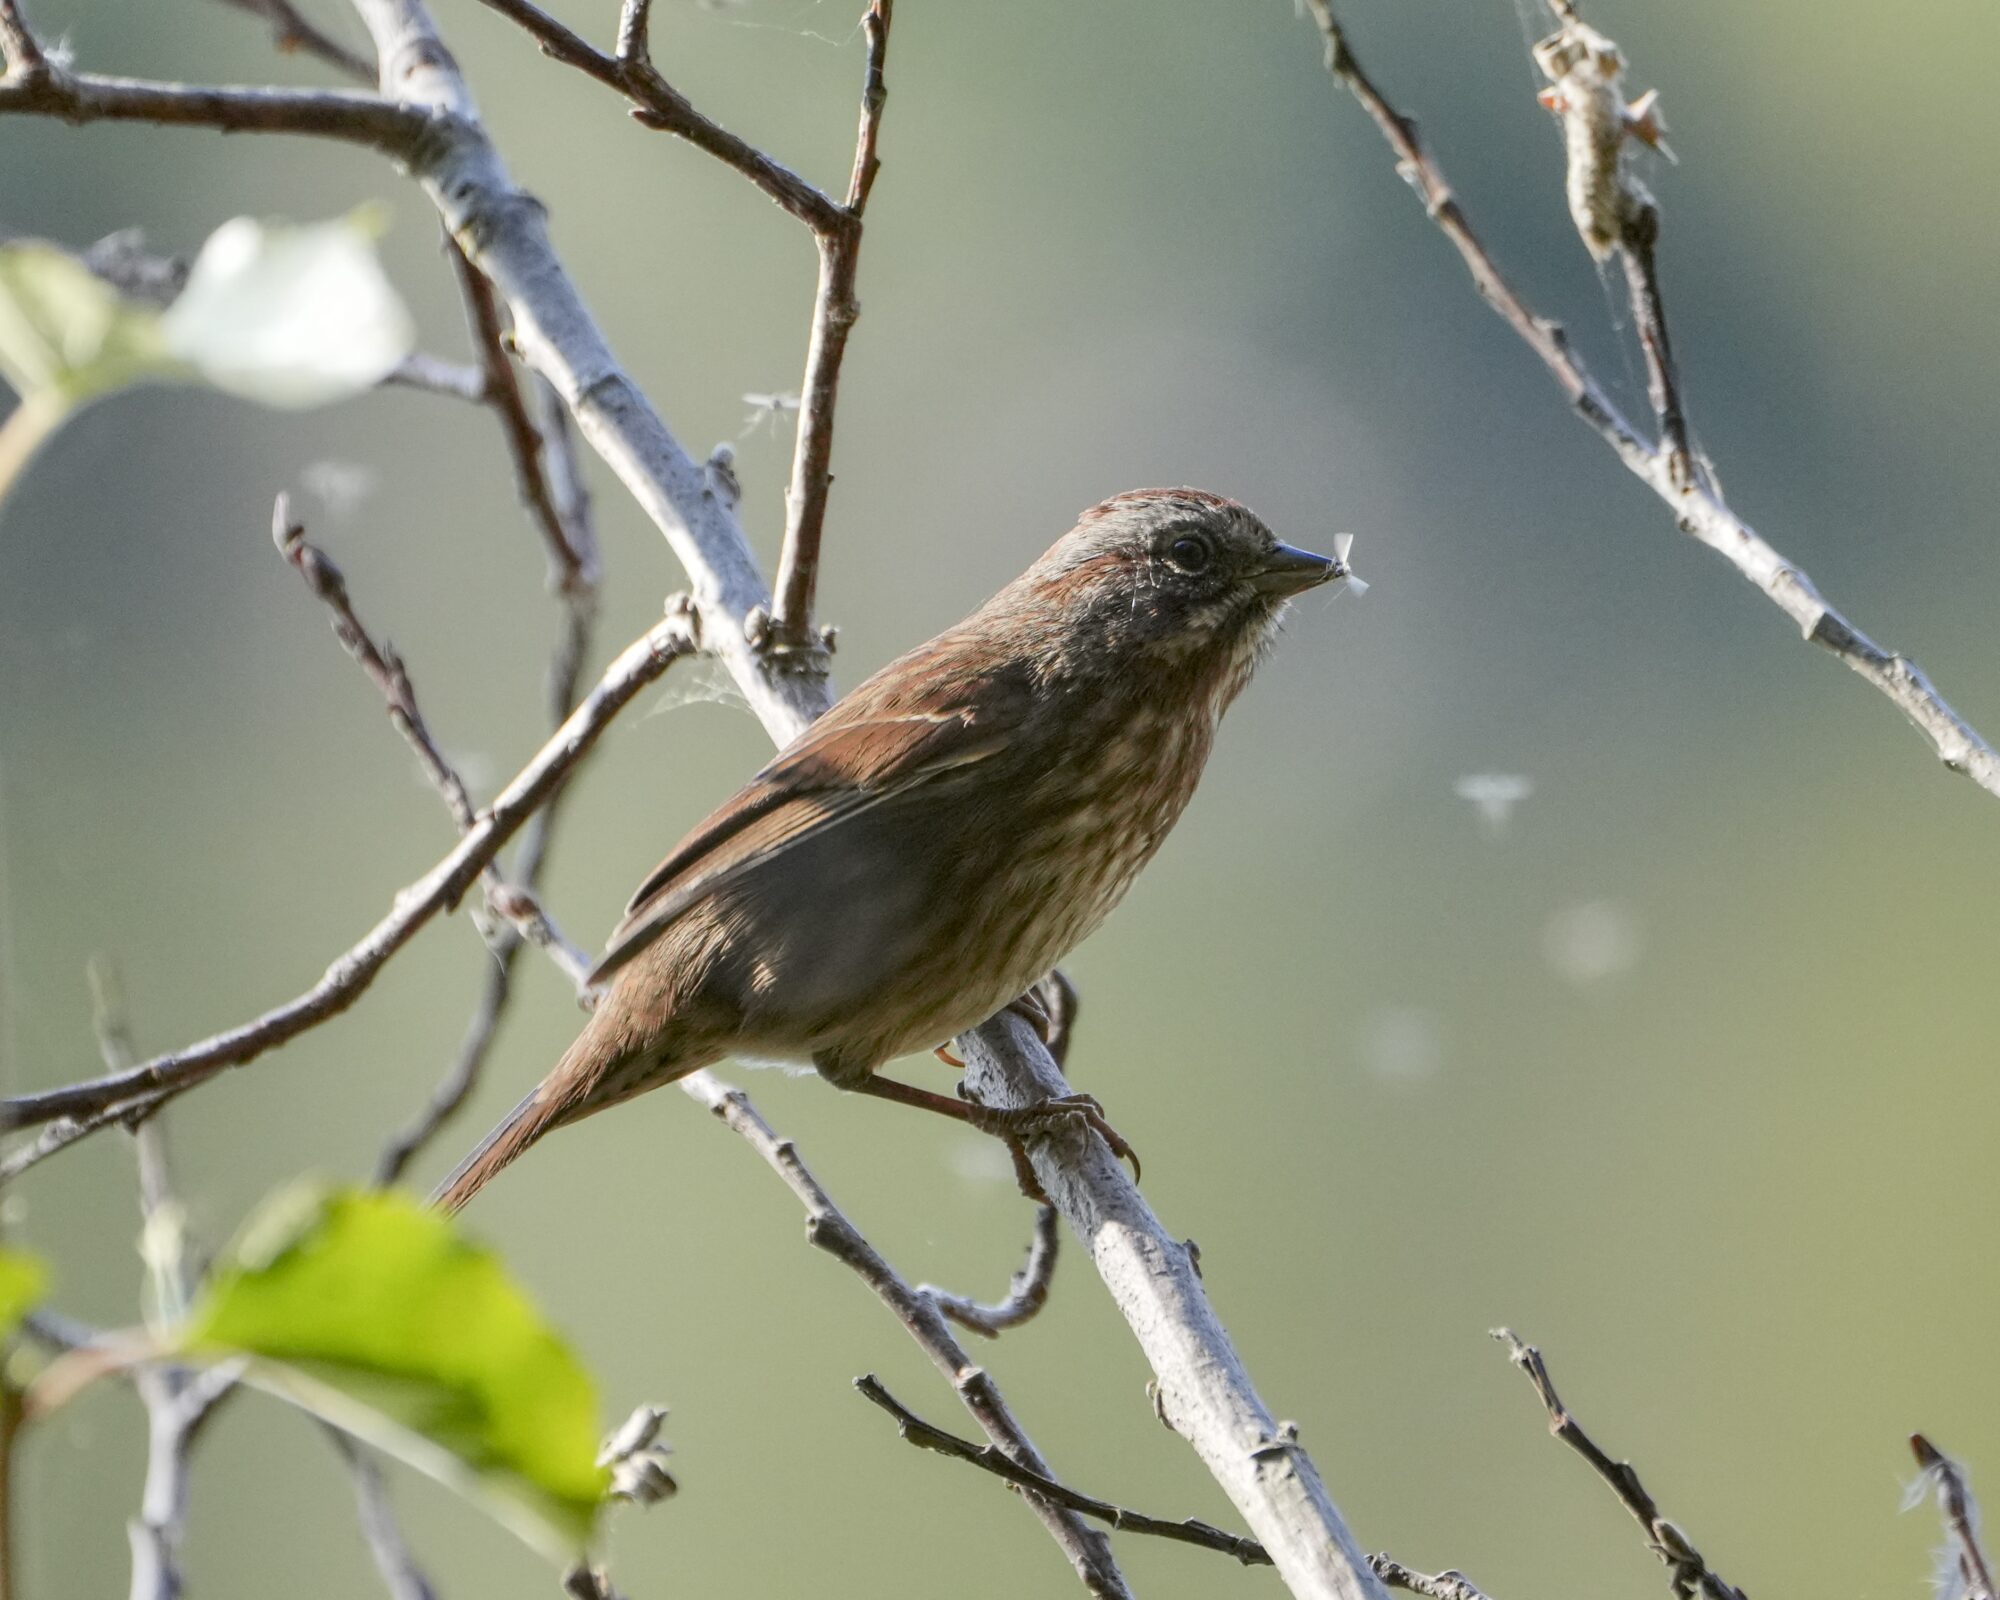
178, 1185, 608, 1558
0, 1248, 48, 1341
0, 243, 175, 403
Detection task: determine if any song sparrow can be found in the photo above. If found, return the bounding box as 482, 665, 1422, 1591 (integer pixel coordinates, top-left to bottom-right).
433, 488, 1353, 1212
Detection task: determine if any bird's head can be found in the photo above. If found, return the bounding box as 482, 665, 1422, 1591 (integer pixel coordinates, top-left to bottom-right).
1014, 488, 1353, 682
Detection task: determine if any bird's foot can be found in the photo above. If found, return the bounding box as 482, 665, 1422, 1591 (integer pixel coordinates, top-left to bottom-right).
959, 1090, 1141, 1185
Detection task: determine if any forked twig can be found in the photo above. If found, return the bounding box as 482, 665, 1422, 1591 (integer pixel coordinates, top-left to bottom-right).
1494, 1329, 1746, 1600
1910, 1434, 1996, 1600
856, 1374, 1270, 1568
1, 610, 698, 1134
769, 0, 892, 655
1302, 0, 2000, 798
677, 1075, 1129, 1597
919, 1203, 1057, 1338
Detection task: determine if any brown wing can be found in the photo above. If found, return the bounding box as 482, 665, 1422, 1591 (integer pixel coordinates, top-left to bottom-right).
588, 648, 1026, 985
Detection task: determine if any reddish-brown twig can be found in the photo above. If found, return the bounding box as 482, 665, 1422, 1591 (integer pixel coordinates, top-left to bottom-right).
768, 0, 892, 657
856, 1374, 1268, 1569
1302, 0, 2000, 799
1494, 1330, 1747, 1600
677, 1075, 1129, 1597
0, 609, 697, 1134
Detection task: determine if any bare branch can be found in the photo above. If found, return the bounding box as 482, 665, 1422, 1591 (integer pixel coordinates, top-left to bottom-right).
127, 1364, 236, 1600
1615, 203, 1692, 485
677, 1073, 1130, 1597
0, 65, 426, 153
1, 1098, 146, 1181
612, 0, 652, 68
445, 240, 599, 594
0, 0, 44, 78
383, 352, 489, 405
274, 497, 592, 962
465, 0, 841, 232
957, 1015, 1387, 1600
1301, 0, 2000, 799
768, 0, 890, 655
326, 1431, 440, 1600
918, 1203, 1057, 1339
1910, 1435, 1996, 1600
1493, 1329, 1746, 1600
375, 598, 599, 1186
86, 968, 237, 1600
343, 0, 830, 739
274, 498, 482, 835
1368, 1558, 1502, 1600
1, 607, 697, 1133
856, 1374, 1271, 1568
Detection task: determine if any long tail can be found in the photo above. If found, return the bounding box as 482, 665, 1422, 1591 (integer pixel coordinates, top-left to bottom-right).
428, 1008, 704, 1214
429, 1078, 564, 1214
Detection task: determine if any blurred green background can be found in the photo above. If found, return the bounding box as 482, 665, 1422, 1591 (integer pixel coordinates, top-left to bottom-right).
5, 0, 1999, 1594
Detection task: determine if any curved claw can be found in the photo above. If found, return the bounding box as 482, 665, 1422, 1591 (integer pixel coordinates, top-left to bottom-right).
966, 1092, 1142, 1185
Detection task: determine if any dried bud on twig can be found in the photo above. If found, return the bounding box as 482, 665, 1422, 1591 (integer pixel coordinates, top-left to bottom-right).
599, 1403, 678, 1507
1533, 19, 1671, 260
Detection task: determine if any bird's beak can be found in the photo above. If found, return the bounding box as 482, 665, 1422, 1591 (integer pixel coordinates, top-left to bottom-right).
1248, 541, 1340, 596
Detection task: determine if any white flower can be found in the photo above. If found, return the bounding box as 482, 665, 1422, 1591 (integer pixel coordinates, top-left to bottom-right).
159, 213, 415, 408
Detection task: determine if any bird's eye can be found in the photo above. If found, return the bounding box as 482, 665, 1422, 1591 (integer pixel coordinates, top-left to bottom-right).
1167, 534, 1212, 574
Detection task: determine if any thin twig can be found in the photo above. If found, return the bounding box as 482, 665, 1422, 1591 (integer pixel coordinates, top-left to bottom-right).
1493, 1329, 1746, 1600
1367, 1557, 1502, 1600
1910, 1435, 1996, 1600
445, 241, 597, 594
768, 0, 890, 655
466, 0, 841, 232
0, 66, 426, 152
127, 1364, 236, 1600
612, 0, 652, 66
326, 1430, 441, 1600
1, 609, 697, 1134
275, 497, 580, 954
274, 498, 483, 834
677, 1074, 1131, 1597
1614, 201, 1692, 487
210, 0, 376, 83
1528, 13, 1693, 485
0, 0, 44, 78
918, 1203, 1058, 1339
856, 1374, 1270, 1568
375, 597, 599, 1185
383, 352, 489, 405
1301, 0, 2000, 799
88, 968, 237, 1600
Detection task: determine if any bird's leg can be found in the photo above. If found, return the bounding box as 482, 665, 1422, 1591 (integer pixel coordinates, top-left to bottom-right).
1026, 968, 1079, 1068
848, 1072, 1141, 1188
934, 968, 1080, 1071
